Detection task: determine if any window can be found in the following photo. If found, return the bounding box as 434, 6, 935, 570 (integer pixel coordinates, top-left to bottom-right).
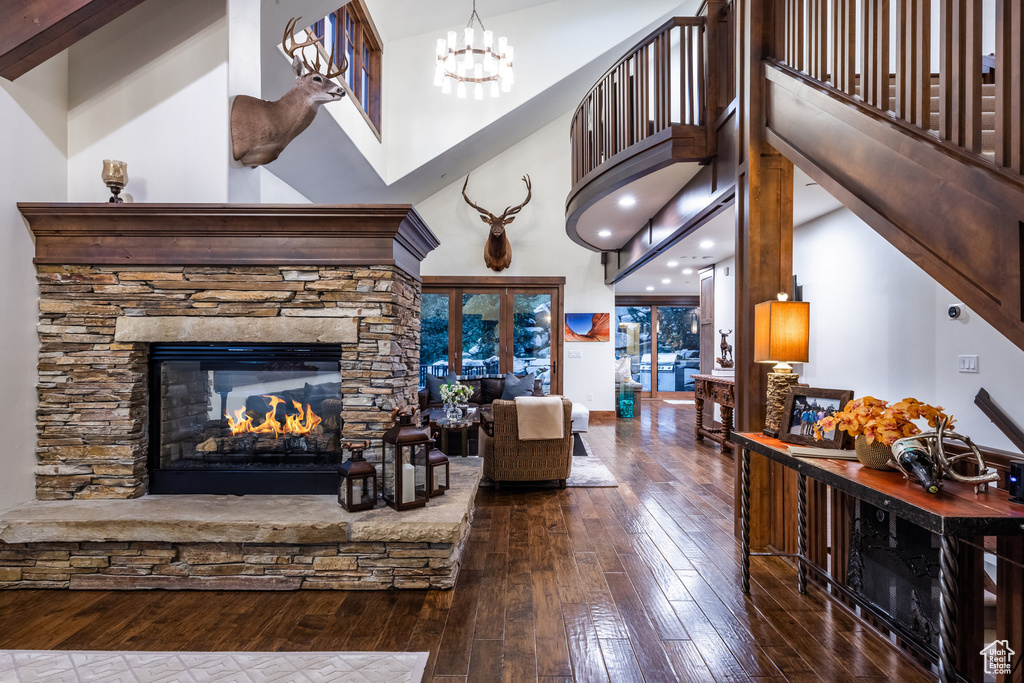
312, 0, 382, 137
420, 278, 565, 395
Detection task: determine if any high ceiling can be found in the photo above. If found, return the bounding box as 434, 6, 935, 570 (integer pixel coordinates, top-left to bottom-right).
367, 0, 560, 41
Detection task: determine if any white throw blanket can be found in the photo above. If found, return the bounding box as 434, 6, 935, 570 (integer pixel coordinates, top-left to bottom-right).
515, 396, 564, 440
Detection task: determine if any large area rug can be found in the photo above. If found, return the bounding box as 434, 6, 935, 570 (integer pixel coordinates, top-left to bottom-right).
0, 650, 429, 682
481, 435, 618, 488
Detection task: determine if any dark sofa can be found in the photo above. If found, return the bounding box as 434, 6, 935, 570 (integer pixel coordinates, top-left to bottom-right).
418, 374, 544, 412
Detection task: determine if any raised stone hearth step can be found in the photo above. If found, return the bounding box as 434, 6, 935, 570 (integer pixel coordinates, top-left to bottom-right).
0, 461, 481, 591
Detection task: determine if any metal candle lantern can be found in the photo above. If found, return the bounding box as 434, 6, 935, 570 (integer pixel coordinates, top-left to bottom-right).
338, 441, 378, 512
101, 159, 128, 203
381, 407, 430, 511
426, 448, 450, 497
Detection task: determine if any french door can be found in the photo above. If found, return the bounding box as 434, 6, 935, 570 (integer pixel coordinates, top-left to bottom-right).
420, 278, 564, 395
614, 296, 700, 398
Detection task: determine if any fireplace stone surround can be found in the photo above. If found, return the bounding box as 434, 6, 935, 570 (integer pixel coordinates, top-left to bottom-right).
0, 204, 483, 591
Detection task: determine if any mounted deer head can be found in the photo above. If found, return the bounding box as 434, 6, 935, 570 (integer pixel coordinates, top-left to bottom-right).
461, 174, 532, 272
230, 18, 347, 168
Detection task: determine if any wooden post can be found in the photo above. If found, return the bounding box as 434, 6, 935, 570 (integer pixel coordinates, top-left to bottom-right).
732, 0, 795, 545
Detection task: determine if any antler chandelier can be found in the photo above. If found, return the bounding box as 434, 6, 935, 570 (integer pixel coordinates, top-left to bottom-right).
434, 0, 514, 99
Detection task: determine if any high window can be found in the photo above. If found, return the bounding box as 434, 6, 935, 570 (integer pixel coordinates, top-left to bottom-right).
313, 0, 382, 137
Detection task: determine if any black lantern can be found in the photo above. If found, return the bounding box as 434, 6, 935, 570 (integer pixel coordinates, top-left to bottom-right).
338, 441, 378, 512
426, 448, 450, 497
381, 407, 430, 511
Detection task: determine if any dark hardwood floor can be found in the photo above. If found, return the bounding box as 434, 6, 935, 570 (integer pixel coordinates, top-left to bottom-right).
0, 402, 933, 682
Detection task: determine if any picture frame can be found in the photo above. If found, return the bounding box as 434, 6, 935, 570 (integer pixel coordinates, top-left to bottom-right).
779, 387, 853, 448
564, 313, 610, 342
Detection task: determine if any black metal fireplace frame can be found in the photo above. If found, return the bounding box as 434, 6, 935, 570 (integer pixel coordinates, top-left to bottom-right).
147, 343, 344, 495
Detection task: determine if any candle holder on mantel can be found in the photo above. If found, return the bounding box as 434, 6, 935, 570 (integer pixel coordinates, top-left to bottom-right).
338, 441, 378, 512
101, 159, 128, 203
381, 407, 430, 511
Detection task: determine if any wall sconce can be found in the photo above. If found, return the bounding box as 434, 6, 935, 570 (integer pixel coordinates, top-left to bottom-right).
754, 293, 809, 437
101, 160, 128, 203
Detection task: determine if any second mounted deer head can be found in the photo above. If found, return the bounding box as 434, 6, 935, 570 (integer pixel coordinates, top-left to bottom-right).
461, 174, 532, 272
230, 18, 348, 168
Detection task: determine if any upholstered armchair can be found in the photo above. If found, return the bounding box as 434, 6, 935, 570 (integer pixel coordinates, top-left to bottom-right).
478, 398, 573, 489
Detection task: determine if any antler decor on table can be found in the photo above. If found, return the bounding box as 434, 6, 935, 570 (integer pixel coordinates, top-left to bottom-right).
461, 174, 532, 272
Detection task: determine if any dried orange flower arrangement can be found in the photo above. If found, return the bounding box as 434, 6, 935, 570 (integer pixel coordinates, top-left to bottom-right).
814, 396, 954, 446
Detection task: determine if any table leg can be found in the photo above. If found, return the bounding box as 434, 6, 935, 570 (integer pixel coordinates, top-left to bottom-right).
722, 405, 734, 452
797, 472, 807, 595
441, 427, 449, 455
741, 447, 751, 594
461, 427, 469, 457
939, 534, 959, 683
695, 396, 705, 441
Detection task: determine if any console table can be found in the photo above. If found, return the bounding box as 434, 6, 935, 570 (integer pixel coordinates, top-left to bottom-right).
733, 432, 1024, 683
693, 374, 734, 453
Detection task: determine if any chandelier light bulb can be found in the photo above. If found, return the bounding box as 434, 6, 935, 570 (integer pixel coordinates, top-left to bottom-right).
433, 63, 445, 87
447, 31, 457, 50
483, 30, 493, 50
436, 38, 447, 59
490, 81, 500, 98
498, 36, 508, 56
457, 81, 467, 99
474, 82, 484, 100
463, 27, 474, 68
441, 77, 452, 95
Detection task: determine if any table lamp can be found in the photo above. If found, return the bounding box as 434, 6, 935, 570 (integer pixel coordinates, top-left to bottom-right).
754, 293, 809, 437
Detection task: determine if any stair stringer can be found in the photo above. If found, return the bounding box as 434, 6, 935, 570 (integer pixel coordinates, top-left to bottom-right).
764, 62, 1024, 352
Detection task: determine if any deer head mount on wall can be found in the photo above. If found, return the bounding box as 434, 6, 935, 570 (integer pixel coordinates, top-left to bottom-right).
461, 174, 532, 272
230, 18, 347, 168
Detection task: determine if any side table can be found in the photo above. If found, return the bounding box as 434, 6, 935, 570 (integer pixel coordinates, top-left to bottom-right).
434, 408, 478, 457
693, 373, 734, 453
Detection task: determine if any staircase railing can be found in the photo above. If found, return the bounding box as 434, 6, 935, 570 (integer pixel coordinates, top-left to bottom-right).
778, 0, 1024, 175
570, 17, 710, 187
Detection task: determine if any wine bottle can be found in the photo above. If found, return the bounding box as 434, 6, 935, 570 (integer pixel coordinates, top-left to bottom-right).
892, 441, 940, 494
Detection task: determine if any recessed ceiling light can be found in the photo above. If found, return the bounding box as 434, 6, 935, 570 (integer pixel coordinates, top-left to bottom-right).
699, 240, 714, 249
682, 268, 693, 275
645, 286, 655, 291
666, 260, 678, 267
618, 196, 636, 207
661, 278, 671, 284
598, 229, 612, 237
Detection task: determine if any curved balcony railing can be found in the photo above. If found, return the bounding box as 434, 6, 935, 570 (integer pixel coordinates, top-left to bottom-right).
570, 17, 710, 188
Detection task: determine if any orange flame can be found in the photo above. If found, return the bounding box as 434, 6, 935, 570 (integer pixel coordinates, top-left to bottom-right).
226, 395, 322, 438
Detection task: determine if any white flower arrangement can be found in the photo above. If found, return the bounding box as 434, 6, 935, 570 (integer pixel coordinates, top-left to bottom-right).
439, 381, 473, 405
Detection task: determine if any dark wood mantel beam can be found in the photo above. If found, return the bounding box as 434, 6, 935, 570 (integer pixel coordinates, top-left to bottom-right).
0, 0, 148, 81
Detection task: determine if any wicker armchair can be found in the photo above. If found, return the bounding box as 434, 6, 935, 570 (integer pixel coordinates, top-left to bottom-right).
479, 398, 573, 489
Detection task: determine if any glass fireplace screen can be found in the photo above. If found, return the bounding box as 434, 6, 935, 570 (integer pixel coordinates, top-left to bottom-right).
150, 344, 344, 475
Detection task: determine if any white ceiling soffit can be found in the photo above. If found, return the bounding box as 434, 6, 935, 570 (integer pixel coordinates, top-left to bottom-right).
614, 167, 844, 295
259, 0, 702, 204
575, 162, 702, 250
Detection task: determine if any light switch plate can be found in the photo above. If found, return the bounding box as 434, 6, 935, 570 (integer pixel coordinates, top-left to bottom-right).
958, 355, 978, 373
568, 350, 582, 359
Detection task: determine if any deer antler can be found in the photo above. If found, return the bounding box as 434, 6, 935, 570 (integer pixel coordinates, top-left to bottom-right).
462, 175, 498, 222
283, 17, 347, 80
499, 175, 532, 222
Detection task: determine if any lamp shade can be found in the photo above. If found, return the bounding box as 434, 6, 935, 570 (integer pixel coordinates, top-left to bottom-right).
754, 299, 809, 364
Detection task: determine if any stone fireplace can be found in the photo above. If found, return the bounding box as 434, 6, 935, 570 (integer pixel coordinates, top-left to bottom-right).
0, 204, 481, 591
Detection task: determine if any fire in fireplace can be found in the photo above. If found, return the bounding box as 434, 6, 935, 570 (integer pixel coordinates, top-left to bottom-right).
149, 344, 345, 495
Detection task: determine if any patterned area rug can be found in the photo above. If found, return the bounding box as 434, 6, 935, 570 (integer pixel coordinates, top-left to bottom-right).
480, 436, 618, 488
0, 650, 429, 682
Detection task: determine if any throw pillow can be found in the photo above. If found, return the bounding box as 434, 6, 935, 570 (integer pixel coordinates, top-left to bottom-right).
481, 377, 505, 404
614, 356, 632, 382
501, 372, 536, 400
425, 371, 457, 404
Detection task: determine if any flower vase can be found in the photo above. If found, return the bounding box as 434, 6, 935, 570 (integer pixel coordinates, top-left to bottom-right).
443, 402, 461, 422
854, 435, 897, 470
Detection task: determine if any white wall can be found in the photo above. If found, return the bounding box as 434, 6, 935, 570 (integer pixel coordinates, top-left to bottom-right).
795, 208, 1024, 453
67, 0, 229, 203
713, 256, 736, 365
416, 112, 615, 411
0, 56, 69, 511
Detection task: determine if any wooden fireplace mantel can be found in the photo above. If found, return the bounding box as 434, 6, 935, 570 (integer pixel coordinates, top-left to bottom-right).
18, 203, 441, 276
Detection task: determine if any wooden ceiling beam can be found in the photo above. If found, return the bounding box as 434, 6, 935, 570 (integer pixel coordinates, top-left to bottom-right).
0, 0, 148, 81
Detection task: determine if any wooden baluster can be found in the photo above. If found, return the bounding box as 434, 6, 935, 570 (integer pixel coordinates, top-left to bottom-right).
995, 0, 1024, 173
895, 0, 909, 119
941, 0, 983, 151
963, 2, 982, 154
809, 0, 826, 82
861, 0, 890, 109
913, 0, 932, 130
640, 46, 649, 141
619, 62, 627, 153
833, 0, 856, 95
697, 24, 706, 126
796, 0, 805, 72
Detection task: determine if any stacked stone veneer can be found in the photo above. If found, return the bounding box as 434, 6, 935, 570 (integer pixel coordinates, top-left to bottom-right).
36, 265, 421, 500
0, 540, 460, 590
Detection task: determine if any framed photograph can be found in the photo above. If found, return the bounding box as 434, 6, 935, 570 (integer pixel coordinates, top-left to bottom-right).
564, 313, 610, 342
779, 387, 853, 448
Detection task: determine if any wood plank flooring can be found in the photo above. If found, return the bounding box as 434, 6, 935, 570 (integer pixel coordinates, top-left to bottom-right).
0, 402, 934, 682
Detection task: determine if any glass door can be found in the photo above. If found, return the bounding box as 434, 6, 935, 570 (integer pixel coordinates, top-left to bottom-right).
615, 305, 652, 395
511, 291, 553, 394
654, 306, 700, 394
419, 292, 450, 388
460, 292, 501, 378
